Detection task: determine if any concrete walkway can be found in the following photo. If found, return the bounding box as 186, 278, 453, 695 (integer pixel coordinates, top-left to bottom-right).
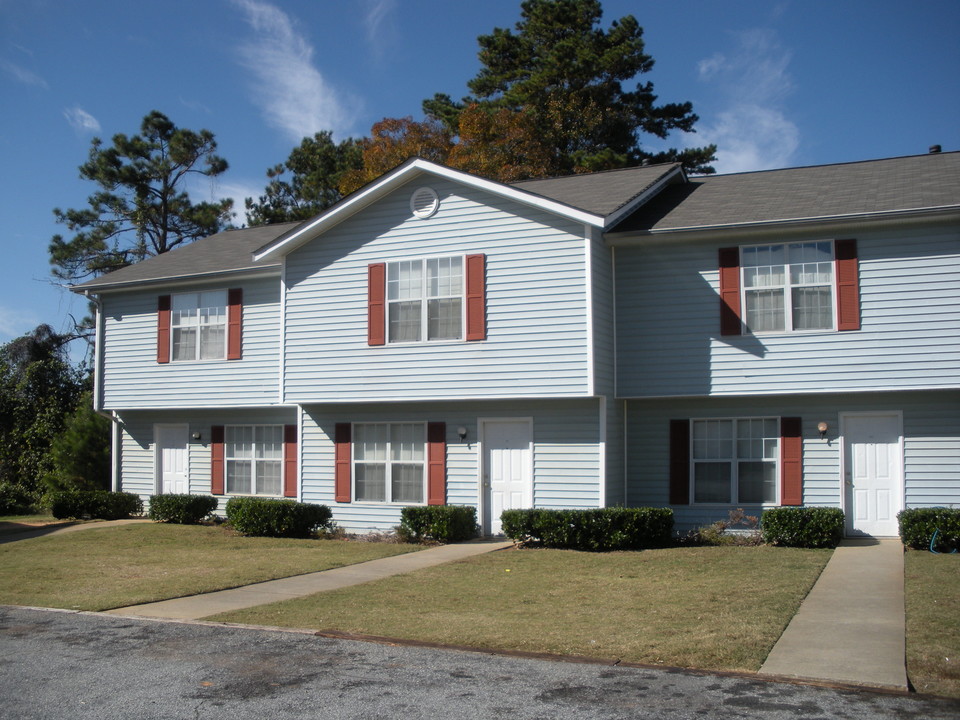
759, 538, 908, 691
106, 539, 513, 620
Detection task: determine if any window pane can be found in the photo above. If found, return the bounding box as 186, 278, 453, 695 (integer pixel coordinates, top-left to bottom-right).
743, 264, 785, 288
738, 461, 777, 503
745, 289, 785, 332
256, 460, 281, 496
256, 426, 283, 459
427, 298, 462, 340
354, 424, 387, 462
226, 426, 254, 458
172, 327, 197, 361
355, 464, 386, 501
390, 424, 424, 463
199, 325, 225, 359
694, 462, 731, 503
392, 464, 423, 503
388, 260, 421, 301
792, 286, 833, 330
427, 256, 462, 297
226, 460, 251, 494
388, 301, 421, 342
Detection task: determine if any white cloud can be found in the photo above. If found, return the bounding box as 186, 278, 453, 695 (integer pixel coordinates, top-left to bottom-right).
0, 304, 40, 341
693, 29, 799, 173
1, 60, 48, 89
362, 0, 398, 60
63, 106, 101, 133
231, 0, 357, 142
219, 180, 268, 226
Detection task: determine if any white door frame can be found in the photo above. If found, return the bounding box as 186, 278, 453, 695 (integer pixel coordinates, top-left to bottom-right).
839, 411, 904, 536
478, 417, 534, 535
154, 423, 190, 495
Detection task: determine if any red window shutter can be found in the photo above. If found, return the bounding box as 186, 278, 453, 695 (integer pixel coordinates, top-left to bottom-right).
835, 239, 861, 331
157, 295, 171, 363
780, 417, 803, 506
465, 254, 486, 341
334, 423, 352, 503
283, 424, 297, 498
718, 247, 742, 336
211, 425, 225, 495
427, 422, 446, 505
368, 263, 386, 346
227, 288, 243, 360
669, 419, 690, 505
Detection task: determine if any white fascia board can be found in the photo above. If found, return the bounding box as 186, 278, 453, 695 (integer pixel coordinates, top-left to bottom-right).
253, 159, 606, 262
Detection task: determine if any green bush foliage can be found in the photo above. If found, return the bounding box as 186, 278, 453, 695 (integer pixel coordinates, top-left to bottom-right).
500, 507, 674, 551
399, 505, 478, 544
48, 490, 143, 520
0, 482, 41, 515
898, 507, 960, 552
148, 494, 218, 524
43, 391, 111, 492
760, 507, 844, 548
225, 497, 331, 538
695, 508, 763, 546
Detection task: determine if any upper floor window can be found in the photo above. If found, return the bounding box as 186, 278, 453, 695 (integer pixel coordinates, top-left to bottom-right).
171, 291, 227, 360
741, 241, 834, 332
692, 418, 779, 504
387, 257, 463, 343
225, 425, 283, 496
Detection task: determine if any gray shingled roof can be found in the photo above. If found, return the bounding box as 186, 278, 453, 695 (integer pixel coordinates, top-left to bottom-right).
612, 152, 960, 233
512, 162, 682, 217
72, 222, 298, 292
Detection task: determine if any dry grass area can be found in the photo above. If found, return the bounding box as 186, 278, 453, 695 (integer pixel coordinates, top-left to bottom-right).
0, 523, 417, 611
210, 545, 831, 672
904, 549, 960, 697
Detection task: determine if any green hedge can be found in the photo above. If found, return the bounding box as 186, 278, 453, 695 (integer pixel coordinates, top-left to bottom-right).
399, 505, 477, 543
48, 490, 143, 521
898, 507, 960, 552
500, 507, 674, 551
148, 494, 219, 524
760, 507, 844, 548
0, 483, 40, 515
225, 497, 331, 538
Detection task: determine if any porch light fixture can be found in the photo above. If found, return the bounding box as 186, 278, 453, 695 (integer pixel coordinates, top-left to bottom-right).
192, 431, 202, 441
817, 421, 828, 439
457, 426, 468, 441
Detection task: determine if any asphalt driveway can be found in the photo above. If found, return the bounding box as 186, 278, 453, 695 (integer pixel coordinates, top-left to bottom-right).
1, 606, 957, 720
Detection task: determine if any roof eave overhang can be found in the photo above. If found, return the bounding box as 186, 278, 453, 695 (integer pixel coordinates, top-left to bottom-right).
253, 159, 606, 262
600, 165, 687, 231
70, 264, 282, 295
605, 205, 960, 246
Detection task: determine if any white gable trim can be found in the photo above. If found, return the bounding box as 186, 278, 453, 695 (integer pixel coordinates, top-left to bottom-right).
253, 158, 607, 262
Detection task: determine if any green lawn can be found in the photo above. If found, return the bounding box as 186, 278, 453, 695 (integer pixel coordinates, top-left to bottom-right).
0, 523, 418, 611
904, 549, 960, 697
210, 545, 831, 672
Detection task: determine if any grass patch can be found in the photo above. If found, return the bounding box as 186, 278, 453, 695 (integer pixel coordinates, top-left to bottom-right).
0, 513, 59, 526
904, 549, 960, 697
0, 523, 417, 611
210, 545, 830, 672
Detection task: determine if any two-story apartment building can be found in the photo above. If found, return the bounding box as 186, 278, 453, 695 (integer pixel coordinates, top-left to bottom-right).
74, 151, 960, 537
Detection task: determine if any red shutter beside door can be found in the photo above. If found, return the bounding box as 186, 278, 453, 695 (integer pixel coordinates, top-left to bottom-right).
283, 424, 297, 498
334, 423, 352, 502
718, 248, 742, 336
157, 295, 171, 363
780, 417, 803, 506
669, 419, 690, 505
835, 239, 860, 331
465, 254, 486, 341
227, 288, 243, 360
368, 263, 386, 346
427, 422, 447, 505
211, 425, 225, 495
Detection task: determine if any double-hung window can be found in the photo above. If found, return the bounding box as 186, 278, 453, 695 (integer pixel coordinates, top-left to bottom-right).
692, 418, 779, 504
741, 241, 834, 332
353, 423, 426, 503
225, 425, 283, 496
171, 290, 227, 360
387, 257, 463, 343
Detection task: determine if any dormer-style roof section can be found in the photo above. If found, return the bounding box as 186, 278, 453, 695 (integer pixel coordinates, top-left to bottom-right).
72, 222, 297, 293
611, 152, 960, 236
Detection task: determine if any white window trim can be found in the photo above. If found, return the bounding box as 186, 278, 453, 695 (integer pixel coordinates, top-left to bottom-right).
352, 421, 428, 505
739, 239, 838, 334
689, 416, 781, 506
385, 254, 466, 345
170, 289, 228, 362
224, 424, 284, 497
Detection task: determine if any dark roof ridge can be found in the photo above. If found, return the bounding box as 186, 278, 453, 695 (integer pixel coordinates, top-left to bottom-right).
510, 160, 681, 186
701, 150, 959, 180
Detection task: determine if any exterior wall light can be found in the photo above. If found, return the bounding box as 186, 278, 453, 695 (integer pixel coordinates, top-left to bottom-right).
457, 426, 468, 441
817, 421, 829, 439
192, 431, 202, 441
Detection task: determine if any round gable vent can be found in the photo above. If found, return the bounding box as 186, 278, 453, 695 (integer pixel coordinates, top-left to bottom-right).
410, 186, 439, 219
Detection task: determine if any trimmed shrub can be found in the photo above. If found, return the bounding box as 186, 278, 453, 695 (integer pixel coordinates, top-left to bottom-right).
48, 490, 143, 520
500, 507, 674, 551
0, 483, 41, 515
225, 497, 331, 538
399, 505, 477, 544
898, 507, 960, 552
760, 507, 844, 548
148, 494, 218, 524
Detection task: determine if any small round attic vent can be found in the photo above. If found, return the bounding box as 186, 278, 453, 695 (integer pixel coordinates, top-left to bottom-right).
410, 186, 439, 218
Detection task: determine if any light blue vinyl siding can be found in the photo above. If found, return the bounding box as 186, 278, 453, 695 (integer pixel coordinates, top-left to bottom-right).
283, 178, 591, 402
118, 408, 298, 514
624, 390, 960, 532
101, 277, 282, 409
300, 399, 602, 533
616, 227, 960, 397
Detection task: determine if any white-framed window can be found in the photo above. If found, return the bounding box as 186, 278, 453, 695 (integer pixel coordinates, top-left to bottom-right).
353, 423, 426, 503
225, 425, 283, 496
387, 257, 463, 343
741, 241, 834, 332
692, 418, 779, 504
171, 290, 227, 360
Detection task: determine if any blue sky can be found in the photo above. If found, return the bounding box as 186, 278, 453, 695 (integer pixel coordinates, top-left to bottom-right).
2, 0, 958, 357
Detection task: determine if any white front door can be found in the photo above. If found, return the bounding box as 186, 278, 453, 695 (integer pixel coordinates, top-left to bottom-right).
843, 414, 902, 537
156, 424, 189, 495
481, 419, 532, 535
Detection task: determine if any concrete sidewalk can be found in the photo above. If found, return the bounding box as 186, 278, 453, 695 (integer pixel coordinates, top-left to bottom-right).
759, 538, 908, 691
106, 539, 513, 620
